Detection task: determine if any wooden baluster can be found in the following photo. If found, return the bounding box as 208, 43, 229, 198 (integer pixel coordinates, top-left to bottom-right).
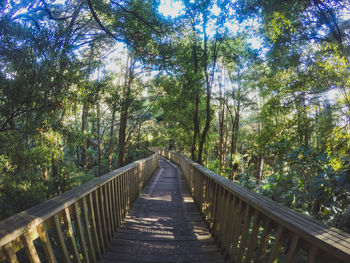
116, 176, 122, 226
256, 217, 272, 263
80, 197, 98, 262
121, 174, 126, 219
51, 214, 70, 263
91, 191, 106, 252
111, 179, 118, 229
98, 187, 109, 245
215, 187, 224, 243
245, 210, 261, 263
22, 231, 41, 263
211, 183, 219, 231
132, 170, 136, 202
127, 171, 131, 212
203, 177, 209, 220
3, 242, 19, 263
63, 207, 81, 263
230, 200, 245, 262
104, 184, 113, 242
268, 225, 284, 263
107, 182, 115, 234
209, 179, 216, 229
308, 246, 318, 263
37, 223, 57, 263
223, 194, 236, 256
237, 205, 254, 263
285, 235, 299, 263
219, 189, 230, 252
72, 202, 89, 263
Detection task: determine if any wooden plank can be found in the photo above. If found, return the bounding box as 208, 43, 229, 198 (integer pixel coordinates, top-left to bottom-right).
72, 202, 89, 263
82, 196, 100, 261
120, 174, 125, 220
116, 176, 122, 227
285, 235, 299, 263
111, 179, 118, 230
92, 190, 106, 251
245, 210, 261, 263
219, 189, 230, 252
230, 199, 244, 262
256, 217, 272, 263
214, 186, 224, 241
22, 231, 40, 263
3, 242, 19, 263
237, 205, 253, 263
51, 214, 70, 263
37, 223, 57, 263
103, 184, 112, 242
211, 183, 219, 231
223, 194, 236, 255
63, 207, 81, 263
108, 181, 116, 232
268, 225, 284, 263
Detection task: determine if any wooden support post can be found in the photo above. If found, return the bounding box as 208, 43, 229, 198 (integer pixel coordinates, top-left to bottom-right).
37, 223, 57, 263
80, 198, 98, 262
72, 202, 89, 263
63, 207, 81, 263
51, 214, 70, 263
256, 217, 272, 263
22, 231, 41, 263
91, 191, 106, 253
245, 210, 261, 263
3, 242, 19, 263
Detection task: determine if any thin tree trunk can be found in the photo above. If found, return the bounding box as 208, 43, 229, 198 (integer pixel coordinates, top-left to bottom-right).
97, 101, 102, 177
118, 106, 128, 167
197, 15, 215, 164
218, 95, 225, 168
257, 153, 264, 181
191, 40, 200, 161
108, 108, 116, 171
81, 103, 88, 171
118, 53, 132, 167
52, 152, 59, 195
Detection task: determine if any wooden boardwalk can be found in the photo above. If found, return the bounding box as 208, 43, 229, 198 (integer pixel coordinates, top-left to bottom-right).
100, 157, 225, 263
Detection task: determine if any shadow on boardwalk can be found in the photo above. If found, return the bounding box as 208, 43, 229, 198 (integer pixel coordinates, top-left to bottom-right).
100, 156, 225, 263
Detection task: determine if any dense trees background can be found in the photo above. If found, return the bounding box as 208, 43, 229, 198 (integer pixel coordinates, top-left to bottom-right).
0, 0, 349, 233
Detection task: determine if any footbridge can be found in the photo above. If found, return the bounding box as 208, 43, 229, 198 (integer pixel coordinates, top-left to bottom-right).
0, 150, 349, 262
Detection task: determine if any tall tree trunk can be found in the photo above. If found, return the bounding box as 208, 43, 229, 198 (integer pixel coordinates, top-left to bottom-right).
256, 121, 264, 181
81, 103, 89, 171
108, 108, 116, 171
52, 152, 59, 195
191, 40, 200, 161
97, 101, 102, 177
197, 15, 217, 164
257, 153, 264, 181
118, 106, 128, 167
118, 53, 133, 167
218, 94, 225, 168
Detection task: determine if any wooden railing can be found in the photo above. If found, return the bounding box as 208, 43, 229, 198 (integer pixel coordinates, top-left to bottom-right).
0, 153, 158, 263
158, 149, 350, 263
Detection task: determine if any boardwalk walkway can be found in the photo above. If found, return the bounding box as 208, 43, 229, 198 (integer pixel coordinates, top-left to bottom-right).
100, 157, 225, 263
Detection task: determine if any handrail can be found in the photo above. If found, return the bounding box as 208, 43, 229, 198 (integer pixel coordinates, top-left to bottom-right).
158, 149, 350, 263
0, 153, 158, 263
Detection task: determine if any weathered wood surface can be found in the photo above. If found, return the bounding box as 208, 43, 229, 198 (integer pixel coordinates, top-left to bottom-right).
100, 157, 225, 263
158, 149, 350, 263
